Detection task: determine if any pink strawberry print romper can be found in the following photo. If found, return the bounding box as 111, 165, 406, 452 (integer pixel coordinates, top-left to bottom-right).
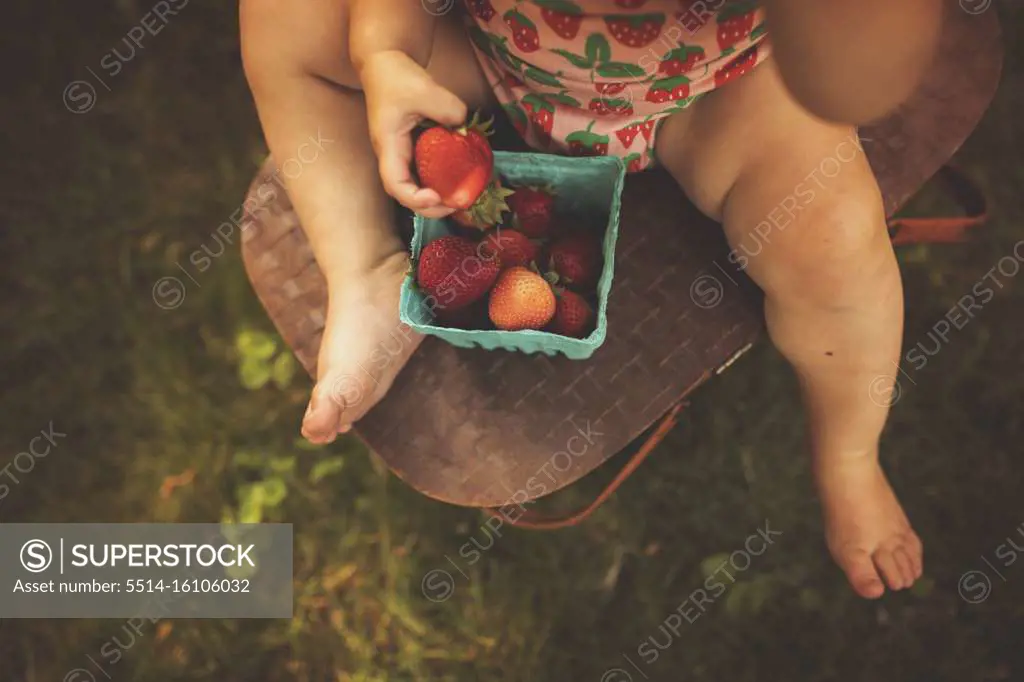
464, 0, 769, 172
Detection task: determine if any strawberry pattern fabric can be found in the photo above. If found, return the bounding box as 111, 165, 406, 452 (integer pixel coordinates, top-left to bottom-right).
464, 0, 768, 171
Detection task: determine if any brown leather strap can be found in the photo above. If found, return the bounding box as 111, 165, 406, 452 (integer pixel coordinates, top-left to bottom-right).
487, 402, 684, 530
888, 165, 988, 245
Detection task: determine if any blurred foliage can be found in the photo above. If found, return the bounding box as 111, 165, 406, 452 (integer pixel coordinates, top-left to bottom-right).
2, 1, 1024, 681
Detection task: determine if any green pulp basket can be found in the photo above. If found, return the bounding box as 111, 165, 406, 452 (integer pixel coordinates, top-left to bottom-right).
399, 152, 625, 360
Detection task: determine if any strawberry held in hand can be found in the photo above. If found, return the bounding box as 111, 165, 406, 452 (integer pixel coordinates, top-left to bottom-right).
489, 267, 557, 331
416, 235, 499, 311
547, 289, 594, 338
507, 186, 555, 238
547, 232, 603, 290
415, 114, 509, 226
451, 180, 515, 231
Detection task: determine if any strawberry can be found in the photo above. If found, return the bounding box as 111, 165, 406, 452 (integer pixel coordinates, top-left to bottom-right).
714, 45, 758, 88
595, 81, 626, 96
449, 179, 515, 231
605, 14, 665, 48
638, 118, 658, 142
504, 9, 540, 52
481, 228, 539, 269
646, 75, 691, 103
465, 0, 496, 21
547, 233, 603, 290
616, 122, 641, 147
623, 152, 645, 173
716, 2, 757, 51
589, 97, 634, 117
507, 186, 556, 238
416, 235, 500, 311
488, 267, 557, 331
566, 121, 610, 157
614, 0, 649, 7
658, 44, 706, 76
546, 289, 594, 338
414, 115, 495, 210
521, 94, 555, 147
537, 0, 583, 40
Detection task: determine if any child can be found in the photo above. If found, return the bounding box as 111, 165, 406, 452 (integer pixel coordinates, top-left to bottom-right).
240, 0, 943, 598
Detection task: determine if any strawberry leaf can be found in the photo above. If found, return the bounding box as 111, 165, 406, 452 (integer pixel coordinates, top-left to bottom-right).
552, 48, 592, 69
596, 61, 645, 79
535, 0, 583, 14
548, 92, 582, 107
584, 33, 611, 65
524, 67, 564, 88
504, 9, 536, 30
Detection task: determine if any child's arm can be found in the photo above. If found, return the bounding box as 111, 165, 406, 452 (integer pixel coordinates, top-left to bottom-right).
240, 0, 466, 278
763, 0, 944, 125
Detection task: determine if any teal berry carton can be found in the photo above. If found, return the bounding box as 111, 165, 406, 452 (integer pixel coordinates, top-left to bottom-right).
399, 152, 625, 360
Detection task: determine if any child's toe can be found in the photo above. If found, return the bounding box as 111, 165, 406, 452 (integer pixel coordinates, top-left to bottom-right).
301, 379, 346, 442
873, 548, 906, 590
837, 548, 885, 599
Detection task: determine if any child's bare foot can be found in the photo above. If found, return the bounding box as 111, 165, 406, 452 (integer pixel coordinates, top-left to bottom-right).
817, 456, 924, 598
301, 251, 422, 444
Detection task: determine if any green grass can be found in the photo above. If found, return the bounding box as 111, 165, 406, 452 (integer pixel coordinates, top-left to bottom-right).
4, 1, 1024, 680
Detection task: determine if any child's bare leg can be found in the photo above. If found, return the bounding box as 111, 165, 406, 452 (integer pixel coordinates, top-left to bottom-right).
242, 2, 492, 442
656, 57, 922, 597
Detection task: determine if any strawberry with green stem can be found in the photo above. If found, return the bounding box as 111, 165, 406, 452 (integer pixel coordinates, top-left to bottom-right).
646, 75, 691, 103
716, 1, 757, 51
415, 112, 494, 210
451, 179, 516, 230
659, 44, 706, 76
504, 8, 540, 52
623, 152, 645, 173
566, 121, 610, 157
536, 0, 584, 40
522, 91, 580, 147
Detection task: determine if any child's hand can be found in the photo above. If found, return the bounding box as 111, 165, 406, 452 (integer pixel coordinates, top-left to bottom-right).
360, 50, 468, 218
